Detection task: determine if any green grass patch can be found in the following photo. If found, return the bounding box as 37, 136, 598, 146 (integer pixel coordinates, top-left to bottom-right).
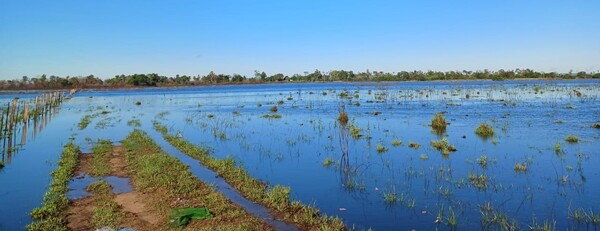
153, 122, 345, 230
122, 129, 269, 229
90, 139, 113, 176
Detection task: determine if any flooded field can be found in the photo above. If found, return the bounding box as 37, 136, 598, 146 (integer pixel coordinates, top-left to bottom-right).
1, 79, 599, 230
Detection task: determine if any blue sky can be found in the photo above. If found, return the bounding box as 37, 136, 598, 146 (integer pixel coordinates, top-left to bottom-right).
1, 1, 599, 79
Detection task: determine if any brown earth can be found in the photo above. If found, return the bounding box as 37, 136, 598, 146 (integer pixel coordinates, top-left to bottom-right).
66, 146, 159, 231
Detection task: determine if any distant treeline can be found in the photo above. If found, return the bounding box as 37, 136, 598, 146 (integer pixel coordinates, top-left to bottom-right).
1, 69, 599, 90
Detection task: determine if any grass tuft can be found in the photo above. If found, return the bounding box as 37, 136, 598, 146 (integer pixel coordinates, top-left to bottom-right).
565, 135, 579, 143
431, 113, 447, 131
475, 122, 494, 138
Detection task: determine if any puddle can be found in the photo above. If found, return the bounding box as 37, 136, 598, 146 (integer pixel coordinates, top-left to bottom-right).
67, 173, 133, 200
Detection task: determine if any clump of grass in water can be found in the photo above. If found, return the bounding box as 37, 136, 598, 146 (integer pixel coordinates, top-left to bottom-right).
513, 162, 528, 173
431, 113, 447, 132
27, 141, 80, 231
270, 105, 278, 112
349, 125, 362, 139
592, 123, 600, 129
475, 122, 494, 138
323, 157, 334, 167
554, 142, 562, 154
78, 114, 94, 130
419, 154, 429, 160
477, 155, 488, 169
337, 111, 349, 126
430, 138, 457, 156
408, 141, 421, 150
391, 140, 403, 147
469, 173, 488, 190
127, 118, 141, 127
376, 144, 388, 154
565, 135, 579, 143
383, 192, 397, 204
261, 114, 282, 119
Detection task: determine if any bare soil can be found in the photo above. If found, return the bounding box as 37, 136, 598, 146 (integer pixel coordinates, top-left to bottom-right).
66, 146, 159, 231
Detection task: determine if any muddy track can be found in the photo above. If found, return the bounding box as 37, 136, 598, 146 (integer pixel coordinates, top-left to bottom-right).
67, 146, 157, 231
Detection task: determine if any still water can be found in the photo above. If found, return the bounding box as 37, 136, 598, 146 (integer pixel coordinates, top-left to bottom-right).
1, 80, 598, 230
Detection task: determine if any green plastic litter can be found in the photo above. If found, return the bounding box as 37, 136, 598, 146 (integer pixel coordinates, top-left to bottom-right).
169, 207, 213, 227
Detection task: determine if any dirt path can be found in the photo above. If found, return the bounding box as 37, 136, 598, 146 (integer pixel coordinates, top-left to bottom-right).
66, 146, 158, 231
